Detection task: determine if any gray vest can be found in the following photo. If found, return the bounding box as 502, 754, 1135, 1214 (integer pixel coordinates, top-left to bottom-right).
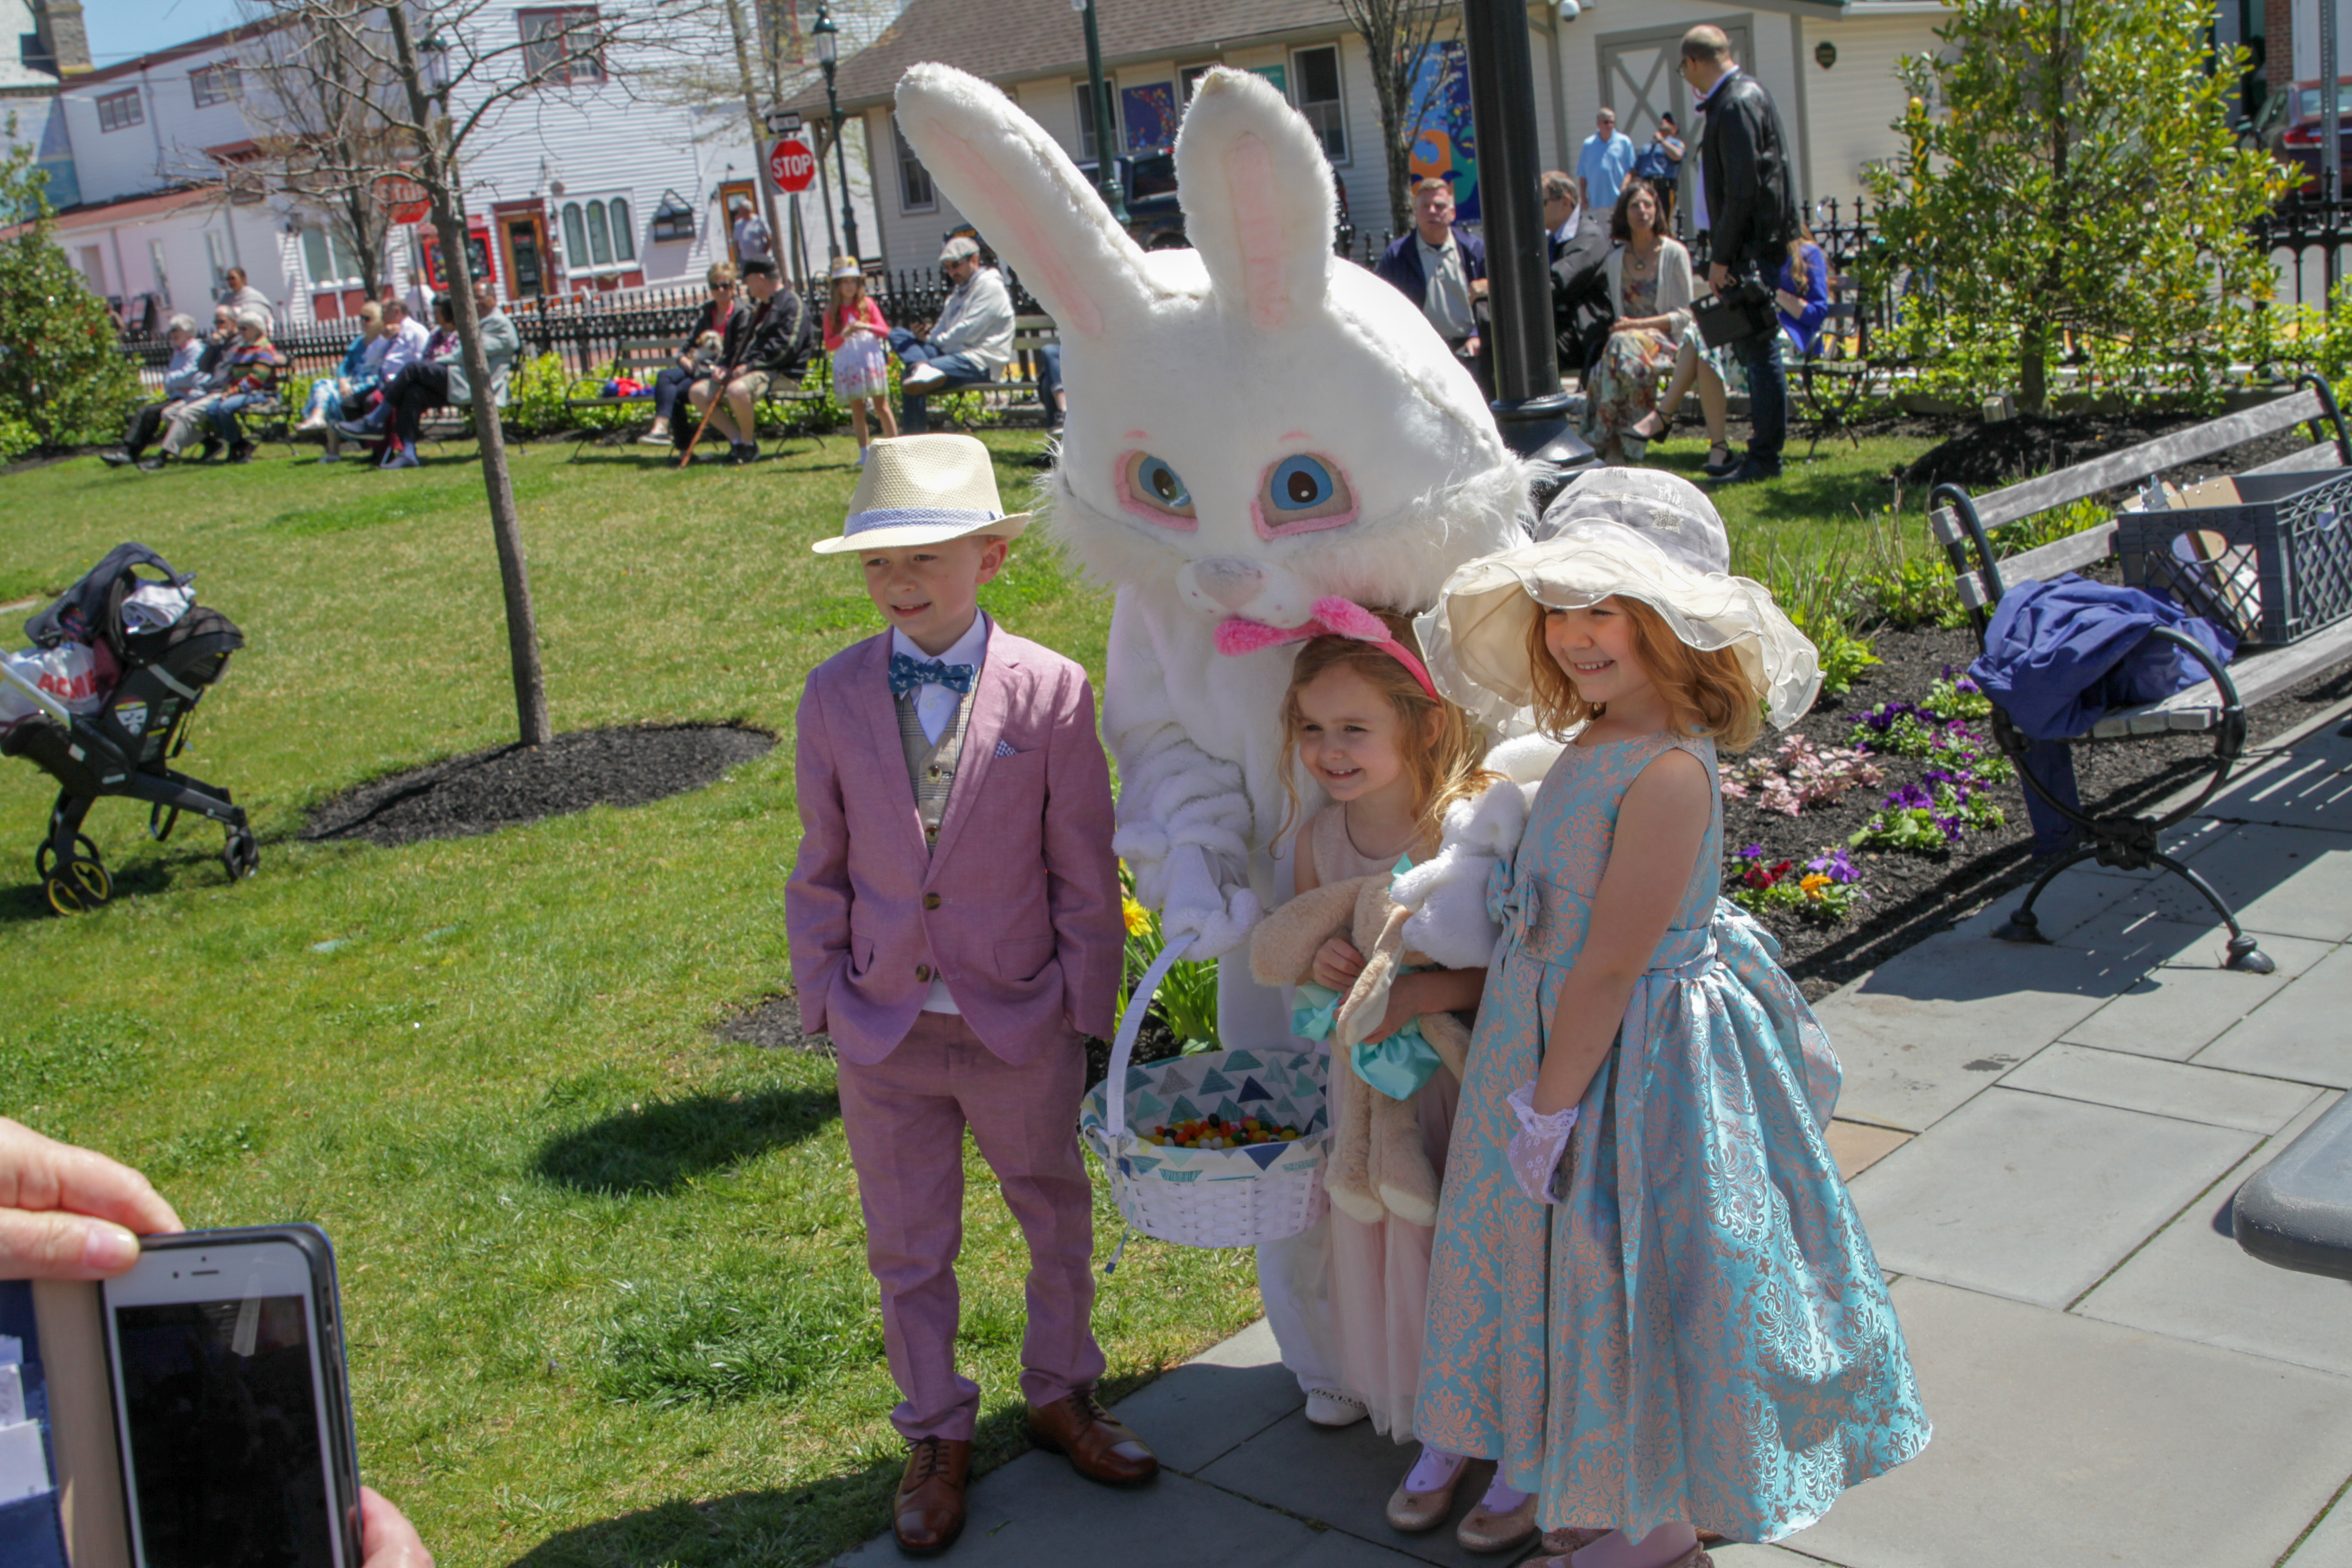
897, 683, 976, 854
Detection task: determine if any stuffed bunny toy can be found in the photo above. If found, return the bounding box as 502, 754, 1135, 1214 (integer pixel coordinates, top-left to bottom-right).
893, 66, 1537, 1049
1249, 870, 1472, 1227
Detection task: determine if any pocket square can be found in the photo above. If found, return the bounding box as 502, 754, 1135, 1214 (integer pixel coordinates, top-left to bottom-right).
994, 740, 1018, 758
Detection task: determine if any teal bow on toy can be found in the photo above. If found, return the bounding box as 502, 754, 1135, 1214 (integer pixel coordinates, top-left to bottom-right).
1291, 981, 1441, 1100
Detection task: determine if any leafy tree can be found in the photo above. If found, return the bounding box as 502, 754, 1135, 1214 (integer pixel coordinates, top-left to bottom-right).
1862, 0, 2288, 412
1337, 0, 1458, 233
0, 129, 140, 449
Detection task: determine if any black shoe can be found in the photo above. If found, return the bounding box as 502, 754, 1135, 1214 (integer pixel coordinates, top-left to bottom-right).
728, 441, 757, 465
1709, 457, 1782, 488
99, 450, 135, 468
1700, 442, 1740, 479
197, 438, 222, 462
227, 441, 254, 464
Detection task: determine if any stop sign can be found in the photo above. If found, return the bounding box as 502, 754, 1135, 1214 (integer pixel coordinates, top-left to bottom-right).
374, 172, 430, 225
769, 137, 816, 193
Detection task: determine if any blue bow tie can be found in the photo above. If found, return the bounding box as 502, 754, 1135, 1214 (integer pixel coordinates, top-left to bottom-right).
889, 651, 975, 698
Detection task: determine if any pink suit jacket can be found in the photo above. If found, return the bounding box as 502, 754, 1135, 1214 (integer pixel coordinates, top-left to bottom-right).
787, 622, 1124, 1066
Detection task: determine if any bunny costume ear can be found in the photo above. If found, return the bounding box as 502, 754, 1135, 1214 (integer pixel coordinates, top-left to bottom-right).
1174, 68, 1336, 331
893, 64, 1162, 341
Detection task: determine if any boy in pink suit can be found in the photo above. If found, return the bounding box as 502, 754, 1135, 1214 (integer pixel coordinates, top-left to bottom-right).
788, 434, 1157, 1556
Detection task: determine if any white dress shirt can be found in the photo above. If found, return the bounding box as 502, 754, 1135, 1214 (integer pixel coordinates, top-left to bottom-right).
376, 317, 431, 380
893, 612, 990, 1013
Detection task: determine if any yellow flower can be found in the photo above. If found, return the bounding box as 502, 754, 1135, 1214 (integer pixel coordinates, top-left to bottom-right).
1122, 897, 1152, 937
1799, 873, 1833, 897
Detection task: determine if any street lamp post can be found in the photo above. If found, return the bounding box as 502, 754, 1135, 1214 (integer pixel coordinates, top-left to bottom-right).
1458, 0, 1589, 469
812, 4, 860, 262
1072, 0, 1127, 223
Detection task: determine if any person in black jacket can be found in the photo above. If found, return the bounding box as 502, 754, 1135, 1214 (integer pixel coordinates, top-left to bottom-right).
682, 258, 806, 464
1683, 24, 1799, 485
1544, 172, 1615, 385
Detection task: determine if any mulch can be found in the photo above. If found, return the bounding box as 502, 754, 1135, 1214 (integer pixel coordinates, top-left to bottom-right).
1894, 412, 2318, 494
303, 723, 774, 846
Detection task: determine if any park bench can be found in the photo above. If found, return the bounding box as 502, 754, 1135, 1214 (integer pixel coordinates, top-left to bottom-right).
1928, 375, 2352, 972
563, 335, 823, 459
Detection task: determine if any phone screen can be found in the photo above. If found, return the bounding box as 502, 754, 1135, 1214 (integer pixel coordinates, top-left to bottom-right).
112, 1293, 336, 1568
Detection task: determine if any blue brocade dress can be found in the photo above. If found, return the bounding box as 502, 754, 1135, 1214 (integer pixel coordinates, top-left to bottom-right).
1415, 733, 1929, 1544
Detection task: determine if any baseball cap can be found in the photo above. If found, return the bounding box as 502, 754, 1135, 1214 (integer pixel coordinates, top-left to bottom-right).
939, 235, 981, 263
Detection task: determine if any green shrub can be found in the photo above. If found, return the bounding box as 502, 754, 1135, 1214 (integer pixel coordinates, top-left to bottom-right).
0, 127, 141, 448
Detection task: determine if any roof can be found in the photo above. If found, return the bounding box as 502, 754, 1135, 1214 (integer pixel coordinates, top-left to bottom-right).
784, 0, 1348, 116
3, 181, 216, 240
72, 17, 291, 88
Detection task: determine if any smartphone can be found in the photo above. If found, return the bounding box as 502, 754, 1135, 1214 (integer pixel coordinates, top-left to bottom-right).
97, 1226, 363, 1568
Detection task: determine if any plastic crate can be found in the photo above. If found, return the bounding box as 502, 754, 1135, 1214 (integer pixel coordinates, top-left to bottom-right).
2116, 469, 2352, 647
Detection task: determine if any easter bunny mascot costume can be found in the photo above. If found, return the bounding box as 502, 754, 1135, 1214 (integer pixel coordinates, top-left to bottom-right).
894, 63, 1536, 1407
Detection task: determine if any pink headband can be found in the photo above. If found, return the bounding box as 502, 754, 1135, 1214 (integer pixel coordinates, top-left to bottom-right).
1213, 596, 1442, 703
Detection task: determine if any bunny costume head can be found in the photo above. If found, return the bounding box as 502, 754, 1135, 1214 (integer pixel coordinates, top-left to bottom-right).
895, 64, 1534, 968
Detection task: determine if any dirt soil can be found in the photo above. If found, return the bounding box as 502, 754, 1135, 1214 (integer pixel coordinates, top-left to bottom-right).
1895, 412, 2318, 493
304, 723, 773, 846
1735, 615, 2352, 999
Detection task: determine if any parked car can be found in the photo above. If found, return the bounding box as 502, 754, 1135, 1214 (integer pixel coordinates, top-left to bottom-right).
2271, 75, 2352, 196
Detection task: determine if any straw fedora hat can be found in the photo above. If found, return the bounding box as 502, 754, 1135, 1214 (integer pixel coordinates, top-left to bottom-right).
810, 433, 1032, 554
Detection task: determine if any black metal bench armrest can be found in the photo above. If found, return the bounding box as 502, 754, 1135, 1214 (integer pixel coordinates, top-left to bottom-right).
2236, 1094, 2352, 1281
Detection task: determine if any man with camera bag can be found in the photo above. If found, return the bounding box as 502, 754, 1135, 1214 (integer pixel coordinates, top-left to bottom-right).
1683, 24, 1798, 486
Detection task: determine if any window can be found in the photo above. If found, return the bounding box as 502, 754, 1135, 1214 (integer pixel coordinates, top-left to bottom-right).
300, 226, 359, 284
559, 197, 635, 270
1291, 45, 1347, 162
520, 7, 606, 86
1073, 83, 1118, 162
894, 116, 935, 212
1180, 64, 1214, 107
97, 87, 143, 132
191, 61, 241, 107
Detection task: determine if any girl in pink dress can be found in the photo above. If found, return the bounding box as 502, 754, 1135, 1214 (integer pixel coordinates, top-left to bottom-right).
823, 259, 897, 463
1268, 608, 1516, 1543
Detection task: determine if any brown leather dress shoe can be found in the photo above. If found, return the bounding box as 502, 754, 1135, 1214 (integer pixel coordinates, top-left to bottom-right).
1026, 1390, 1160, 1486
892, 1436, 970, 1557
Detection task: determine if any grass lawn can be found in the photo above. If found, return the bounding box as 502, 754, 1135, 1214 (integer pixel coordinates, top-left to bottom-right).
0, 424, 1934, 1567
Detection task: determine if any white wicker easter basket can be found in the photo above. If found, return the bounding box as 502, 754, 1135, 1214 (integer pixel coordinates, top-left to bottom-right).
1080, 934, 1330, 1248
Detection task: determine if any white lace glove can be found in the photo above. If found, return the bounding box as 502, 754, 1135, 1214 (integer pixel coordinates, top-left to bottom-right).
1159, 843, 1263, 960
1505, 1080, 1579, 1205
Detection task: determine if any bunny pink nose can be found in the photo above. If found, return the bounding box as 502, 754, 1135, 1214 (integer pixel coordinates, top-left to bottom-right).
1193, 559, 1266, 611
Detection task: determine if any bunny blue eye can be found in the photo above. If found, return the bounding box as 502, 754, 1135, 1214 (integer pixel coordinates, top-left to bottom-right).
1255, 452, 1357, 537
1269, 456, 1337, 510
1119, 451, 1198, 528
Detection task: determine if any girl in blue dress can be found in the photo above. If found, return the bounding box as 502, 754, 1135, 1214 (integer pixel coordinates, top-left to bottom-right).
1412, 478, 1929, 1568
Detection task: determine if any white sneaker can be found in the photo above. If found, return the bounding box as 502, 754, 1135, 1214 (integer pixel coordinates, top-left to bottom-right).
1304, 1389, 1369, 1428
903, 363, 947, 391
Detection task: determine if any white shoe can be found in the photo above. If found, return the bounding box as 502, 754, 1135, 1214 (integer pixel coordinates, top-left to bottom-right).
903, 363, 947, 391
1304, 1389, 1369, 1428
318, 451, 343, 463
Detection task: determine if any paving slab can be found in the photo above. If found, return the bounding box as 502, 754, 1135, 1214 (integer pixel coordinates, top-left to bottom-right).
1108, 1316, 1303, 1475
2195, 943, 2352, 1088
1772, 1279, 2352, 1568
1711, 1548, 1846, 1568
1276, 1528, 1495, 1568
1816, 908, 2205, 1132
1999, 1041, 2321, 1132
2287, 1486, 2352, 1568
1846, 1087, 2258, 1307
1825, 1120, 1910, 1180
2075, 1093, 2352, 1377
1198, 1411, 1499, 1568
829, 1455, 1321, 1568
2204, 729, 2352, 833
2060, 930, 2336, 1059
1942, 860, 2144, 944
2161, 820, 2352, 944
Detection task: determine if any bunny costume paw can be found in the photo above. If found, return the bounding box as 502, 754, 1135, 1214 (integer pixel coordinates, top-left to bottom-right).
1391, 741, 1560, 969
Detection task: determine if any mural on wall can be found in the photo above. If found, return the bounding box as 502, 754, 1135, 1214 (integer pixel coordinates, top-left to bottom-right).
1406, 39, 1477, 224
1122, 83, 1179, 153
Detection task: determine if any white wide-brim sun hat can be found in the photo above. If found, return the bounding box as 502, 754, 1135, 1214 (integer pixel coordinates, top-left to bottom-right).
810, 433, 1032, 554
1416, 501, 1822, 731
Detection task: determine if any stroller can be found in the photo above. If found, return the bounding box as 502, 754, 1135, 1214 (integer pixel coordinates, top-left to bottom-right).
0, 544, 257, 914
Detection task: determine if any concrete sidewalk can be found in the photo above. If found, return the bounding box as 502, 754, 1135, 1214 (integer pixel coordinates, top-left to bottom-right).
838, 706, 2352, 1568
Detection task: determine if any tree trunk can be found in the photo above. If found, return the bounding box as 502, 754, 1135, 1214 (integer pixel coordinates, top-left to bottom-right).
385, 2, 551, 748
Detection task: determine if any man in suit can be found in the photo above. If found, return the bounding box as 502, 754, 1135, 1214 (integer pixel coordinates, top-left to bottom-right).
1684, 23, 1800, 485
1544, 171, 1615, 385
683, 257, 806, 464
789, 435, 1155, 1556
1375, 177, 1491, 395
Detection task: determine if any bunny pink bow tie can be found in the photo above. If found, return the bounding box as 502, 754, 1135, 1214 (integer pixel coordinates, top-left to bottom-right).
1213, 596, 1441, 703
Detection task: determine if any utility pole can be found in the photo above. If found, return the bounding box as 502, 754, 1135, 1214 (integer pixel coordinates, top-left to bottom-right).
1458, 0, 1588, 467
2326, 0, 2342, 295
1075, 0, 1128, 222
